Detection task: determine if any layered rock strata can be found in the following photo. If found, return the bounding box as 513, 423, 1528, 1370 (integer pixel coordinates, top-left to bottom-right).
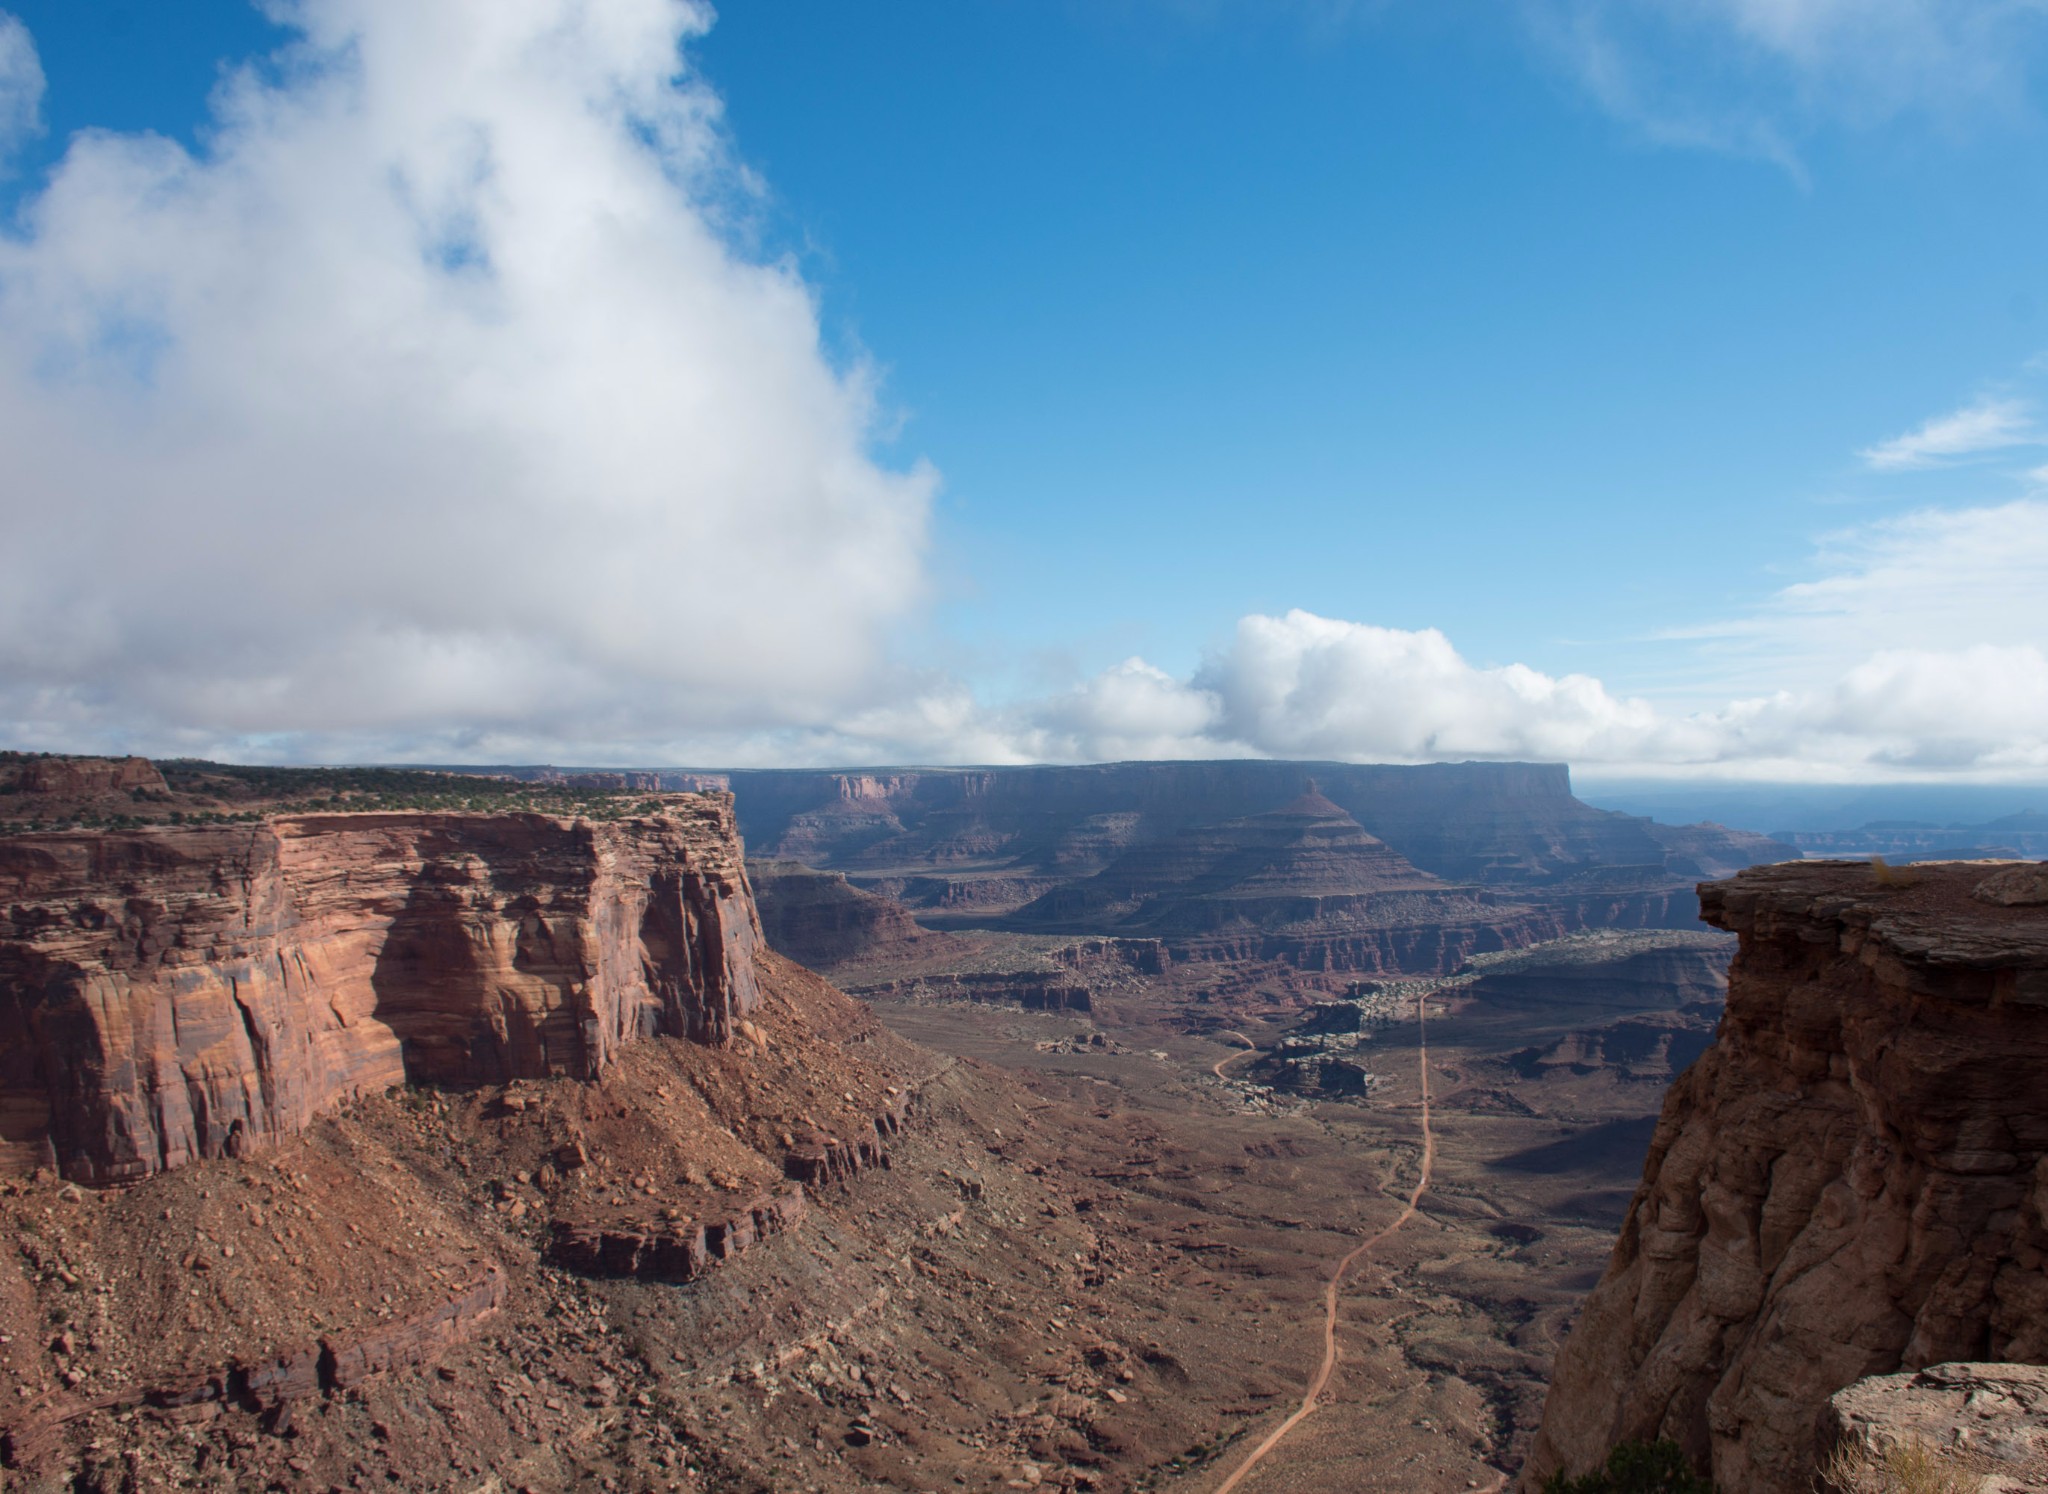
723, 761, 1778, 890
835, 936, 1164, 1012
547, 1089, 918, 1281
782, 1088, 913, 1186
1469, 936, 1730, 1013
547, 1186, 808, 1282
1009, 789, 1569, 972
0, 797, 761, 1183
719, 765, 1778, 982
1524, 861, 2048, 1492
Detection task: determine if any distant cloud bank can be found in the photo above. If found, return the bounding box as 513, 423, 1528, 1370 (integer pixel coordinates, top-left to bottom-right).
737, 494, 2048, 780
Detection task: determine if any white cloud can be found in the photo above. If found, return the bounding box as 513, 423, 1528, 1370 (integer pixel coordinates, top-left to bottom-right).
1526, 0, 2048, 168
1860, 397, 2040, 470
1024, 658, 1230, 762
1685, 499, 2048, 687
1191, 612, 1691, 763
814, 500, 2048, 780
0, 10, 43, 165
0, 0, 934, 756
965, 601, 2048, 779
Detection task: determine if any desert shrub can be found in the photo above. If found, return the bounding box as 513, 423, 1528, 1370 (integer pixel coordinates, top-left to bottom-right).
1542, 1439, 1715, 1494
1818, 1437, 1990, 1494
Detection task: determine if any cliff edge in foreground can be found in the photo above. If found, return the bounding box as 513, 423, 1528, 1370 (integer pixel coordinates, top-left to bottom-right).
1524, 859, 2048, 1492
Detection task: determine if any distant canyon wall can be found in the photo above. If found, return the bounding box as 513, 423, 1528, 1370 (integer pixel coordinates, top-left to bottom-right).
0, 797, 762, 1184
718, 761, 1777, 887
1524, 860, 2048, 1492
722, 764, 1778, 985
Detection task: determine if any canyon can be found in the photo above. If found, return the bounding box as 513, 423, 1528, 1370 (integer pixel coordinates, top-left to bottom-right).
737, 762, 1775, 1031
12, 753, 2045, 1494
720, 762, 1778, 922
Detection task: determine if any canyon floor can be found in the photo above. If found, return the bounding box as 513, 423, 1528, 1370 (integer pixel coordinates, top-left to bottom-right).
2, 950, 1697, 1494
0, 759, 1738, 1492
865, 959, 1692, 1494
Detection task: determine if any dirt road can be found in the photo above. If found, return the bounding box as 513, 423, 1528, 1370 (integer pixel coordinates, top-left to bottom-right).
1211, 1031, 1259, 1080
1209, 990, 1437, 1493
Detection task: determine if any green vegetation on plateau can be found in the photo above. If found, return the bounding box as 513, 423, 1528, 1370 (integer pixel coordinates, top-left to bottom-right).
0, 753, 671, 836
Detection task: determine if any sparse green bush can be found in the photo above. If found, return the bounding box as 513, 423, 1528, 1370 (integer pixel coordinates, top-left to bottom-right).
1542, 1439, 1715, 1494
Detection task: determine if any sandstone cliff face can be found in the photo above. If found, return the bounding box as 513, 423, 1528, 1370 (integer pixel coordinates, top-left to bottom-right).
0, 796, 761, 1183
1524, 861, 2048, 1492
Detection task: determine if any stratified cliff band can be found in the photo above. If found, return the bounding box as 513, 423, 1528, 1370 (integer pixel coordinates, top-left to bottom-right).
0, 796, 761, 1183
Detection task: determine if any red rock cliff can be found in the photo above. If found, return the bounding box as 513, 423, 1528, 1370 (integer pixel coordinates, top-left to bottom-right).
1523, 860, 2048, 1492
0, 795, 761, 1184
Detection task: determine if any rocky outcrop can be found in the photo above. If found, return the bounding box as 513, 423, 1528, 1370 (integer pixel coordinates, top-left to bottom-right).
852, 872, 1067, 918
548, 1087, 916, 1280
1644, 820, 1789, 881
1012, 788, 1444, 921
0, 796, 762, 1183
836, 936, 1166, 1012
749, 858, 936, 972
1820, 1362, 2048, 1491
1978, 862, 2048, 907
849, 970, 1097, 1011
1524, 861, 2048, 1492
782, 1091, 912, 1187
548, 1186, 808, 1282
2, 756, 167, 798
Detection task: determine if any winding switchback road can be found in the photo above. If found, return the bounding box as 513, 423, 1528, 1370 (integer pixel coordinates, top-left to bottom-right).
1210, 989, 1437, 1494
1212, 1030, 1260, 1080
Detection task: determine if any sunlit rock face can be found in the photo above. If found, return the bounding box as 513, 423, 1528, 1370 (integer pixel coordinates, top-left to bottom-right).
1523, 860, 2048, 1493
0, 796, 762, 1183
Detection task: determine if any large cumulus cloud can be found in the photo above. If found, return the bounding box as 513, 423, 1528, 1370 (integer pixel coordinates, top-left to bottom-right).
964, 610, 2048, 780
0, 0, 934, 758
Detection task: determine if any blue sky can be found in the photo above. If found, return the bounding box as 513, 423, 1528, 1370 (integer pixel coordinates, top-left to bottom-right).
1, 1, 2046, 778
691, 3, 2048, 692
